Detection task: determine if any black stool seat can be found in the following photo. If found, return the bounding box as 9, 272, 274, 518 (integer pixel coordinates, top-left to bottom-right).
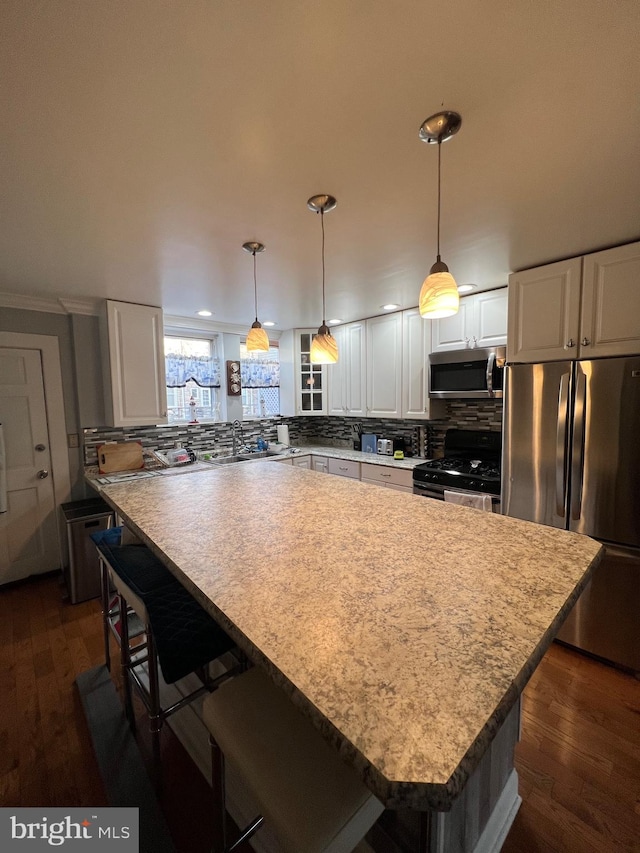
92, 527, 235, 683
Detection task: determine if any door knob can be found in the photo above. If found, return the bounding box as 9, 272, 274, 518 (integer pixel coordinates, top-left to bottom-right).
565, 339, 575, 349
37, 469, 49, 479
581, 337, 590, 346
35, 444, 46, 452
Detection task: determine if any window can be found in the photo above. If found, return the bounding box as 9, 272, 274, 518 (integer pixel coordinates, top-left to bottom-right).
164, 336, 221, 423
240, 343, 280, 418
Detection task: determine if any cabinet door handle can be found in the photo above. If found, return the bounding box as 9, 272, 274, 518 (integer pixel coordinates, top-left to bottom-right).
581, 337, 590, 346
381, 472, 391, 477
338, 466, 348, 471
564, 338, 575, 349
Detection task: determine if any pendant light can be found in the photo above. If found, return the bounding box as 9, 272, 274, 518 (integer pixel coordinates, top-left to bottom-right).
243, 241, 270, 352
307, 194, 338, 364
418, 110, 462, 319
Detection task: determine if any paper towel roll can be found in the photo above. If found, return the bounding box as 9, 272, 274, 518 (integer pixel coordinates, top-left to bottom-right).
277, 424, 290, 446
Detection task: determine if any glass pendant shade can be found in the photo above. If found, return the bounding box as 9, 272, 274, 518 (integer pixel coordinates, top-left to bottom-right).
419, 269, 460, 319
246, 321, 270, 352
310, 323, 338, 364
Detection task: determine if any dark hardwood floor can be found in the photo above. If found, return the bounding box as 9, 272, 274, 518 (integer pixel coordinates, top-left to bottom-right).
1, 572, 639, 852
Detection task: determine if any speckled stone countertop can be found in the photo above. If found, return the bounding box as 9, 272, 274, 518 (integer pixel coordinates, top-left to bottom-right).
97, 461, 602, 810
84, 444, 427, 484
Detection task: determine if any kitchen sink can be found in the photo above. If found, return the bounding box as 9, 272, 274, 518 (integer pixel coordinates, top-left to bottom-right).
211, 455, 249, 465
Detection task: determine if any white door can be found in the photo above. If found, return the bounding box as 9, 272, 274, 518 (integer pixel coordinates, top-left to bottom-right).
0, 347, 59, 584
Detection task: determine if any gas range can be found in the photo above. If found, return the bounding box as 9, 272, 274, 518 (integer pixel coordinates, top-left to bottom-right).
413, 429, 502, 497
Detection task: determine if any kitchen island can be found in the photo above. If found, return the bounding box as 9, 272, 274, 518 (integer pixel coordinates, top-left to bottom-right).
96, 461, 602, 852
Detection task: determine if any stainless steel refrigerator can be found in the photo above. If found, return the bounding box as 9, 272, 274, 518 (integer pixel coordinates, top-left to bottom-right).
502, 356, 640, 673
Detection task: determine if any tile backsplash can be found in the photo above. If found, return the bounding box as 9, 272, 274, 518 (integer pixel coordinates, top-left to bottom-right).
83, 400, 502, 465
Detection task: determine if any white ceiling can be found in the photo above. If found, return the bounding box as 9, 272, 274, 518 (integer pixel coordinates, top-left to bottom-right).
1, 1, 639, 331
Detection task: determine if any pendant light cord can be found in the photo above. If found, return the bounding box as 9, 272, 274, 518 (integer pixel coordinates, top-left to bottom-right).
253, 250, 258, 322
436, 140, 442, 262
321, 209, 326, 324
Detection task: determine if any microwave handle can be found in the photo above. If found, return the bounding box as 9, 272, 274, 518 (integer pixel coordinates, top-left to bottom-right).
486, 352, 496, 396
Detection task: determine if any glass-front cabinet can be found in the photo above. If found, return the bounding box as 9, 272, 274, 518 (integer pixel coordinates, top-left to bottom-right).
279, 329, 328, 416
298, 332, 325, 413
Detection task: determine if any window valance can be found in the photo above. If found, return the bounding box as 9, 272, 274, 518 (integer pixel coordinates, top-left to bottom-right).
165, 353, 221, 388
240, 359, 280, 388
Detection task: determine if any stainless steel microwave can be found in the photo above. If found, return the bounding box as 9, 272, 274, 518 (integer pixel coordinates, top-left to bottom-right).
429, 346, 506, 399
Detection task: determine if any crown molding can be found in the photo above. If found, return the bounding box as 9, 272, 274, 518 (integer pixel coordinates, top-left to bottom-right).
58, 297, 101, 315
0, 291, 102, 316
163, 313, 281, 340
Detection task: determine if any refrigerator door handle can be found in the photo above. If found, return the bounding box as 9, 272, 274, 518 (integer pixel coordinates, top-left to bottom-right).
570, 369, 587, 521
555, 372, 571, 517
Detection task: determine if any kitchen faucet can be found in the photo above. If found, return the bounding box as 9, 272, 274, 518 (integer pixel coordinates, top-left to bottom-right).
232, 420, 244, 455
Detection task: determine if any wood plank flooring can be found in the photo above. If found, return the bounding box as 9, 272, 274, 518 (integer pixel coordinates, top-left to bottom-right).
1, 572, 639, 852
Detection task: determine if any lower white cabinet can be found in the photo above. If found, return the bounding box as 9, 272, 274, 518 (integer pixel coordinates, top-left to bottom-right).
292, 456, 311, 469
360, 462, 413, 493
311, 455, 329, 473
327, 458, 360, 479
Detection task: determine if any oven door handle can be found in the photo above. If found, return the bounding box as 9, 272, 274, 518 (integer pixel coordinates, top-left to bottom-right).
486, 352, 496, 396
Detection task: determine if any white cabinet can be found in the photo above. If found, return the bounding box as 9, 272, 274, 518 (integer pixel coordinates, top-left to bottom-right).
508, 242, 640, 362
100, 300, 167, 427
279, 330, 327, 416
401, 308, 446, 420
311, 455, 329, 473
360, 462, 413, 493
327, 321, 366, 417
292, 456, 311, 469
327, 457, 360, 479
366, 312, 403, 418
432, 289, 508, 353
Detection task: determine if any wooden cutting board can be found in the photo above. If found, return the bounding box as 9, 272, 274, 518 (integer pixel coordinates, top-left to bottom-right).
97, 441, 144, 474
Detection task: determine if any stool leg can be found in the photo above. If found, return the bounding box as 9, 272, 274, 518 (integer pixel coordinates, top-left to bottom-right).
118, 592, 136, 731
99, 558, 111, 672
145, 622, 164, 788
210, 734, 227, 853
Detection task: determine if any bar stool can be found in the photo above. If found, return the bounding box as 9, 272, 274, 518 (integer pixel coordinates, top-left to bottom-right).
202, 666, 384, 853
92, 527, 238, 750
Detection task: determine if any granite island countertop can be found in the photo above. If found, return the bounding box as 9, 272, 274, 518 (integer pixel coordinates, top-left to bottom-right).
96, 461, 602, 810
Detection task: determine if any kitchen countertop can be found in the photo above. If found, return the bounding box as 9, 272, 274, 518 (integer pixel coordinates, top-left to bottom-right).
94, 459, 602, 810
84, 444, 427, 487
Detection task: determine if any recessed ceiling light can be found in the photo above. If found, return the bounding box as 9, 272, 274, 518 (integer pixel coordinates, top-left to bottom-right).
381, 304, 400, 311
197, 310, 212, 317
457, 284, 477, 294
263, 321, 275, 327
328, 318, 342, 325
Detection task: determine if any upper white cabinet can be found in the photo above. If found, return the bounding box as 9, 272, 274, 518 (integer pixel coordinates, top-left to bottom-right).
401, 308, 446, 420
279, 330, 327, 416
100, 300, 167, 427
581, 242, 640, 358
508, 241, 640, 362
327, 321, 366, 417
432, 289, 508, 353
366, 312, 403, 418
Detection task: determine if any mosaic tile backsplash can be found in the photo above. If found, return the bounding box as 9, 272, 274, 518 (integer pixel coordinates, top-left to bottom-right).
83, 400, 502, 465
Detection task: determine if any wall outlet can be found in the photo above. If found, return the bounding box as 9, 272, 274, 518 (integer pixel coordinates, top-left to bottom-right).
68, 433, 79, 448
